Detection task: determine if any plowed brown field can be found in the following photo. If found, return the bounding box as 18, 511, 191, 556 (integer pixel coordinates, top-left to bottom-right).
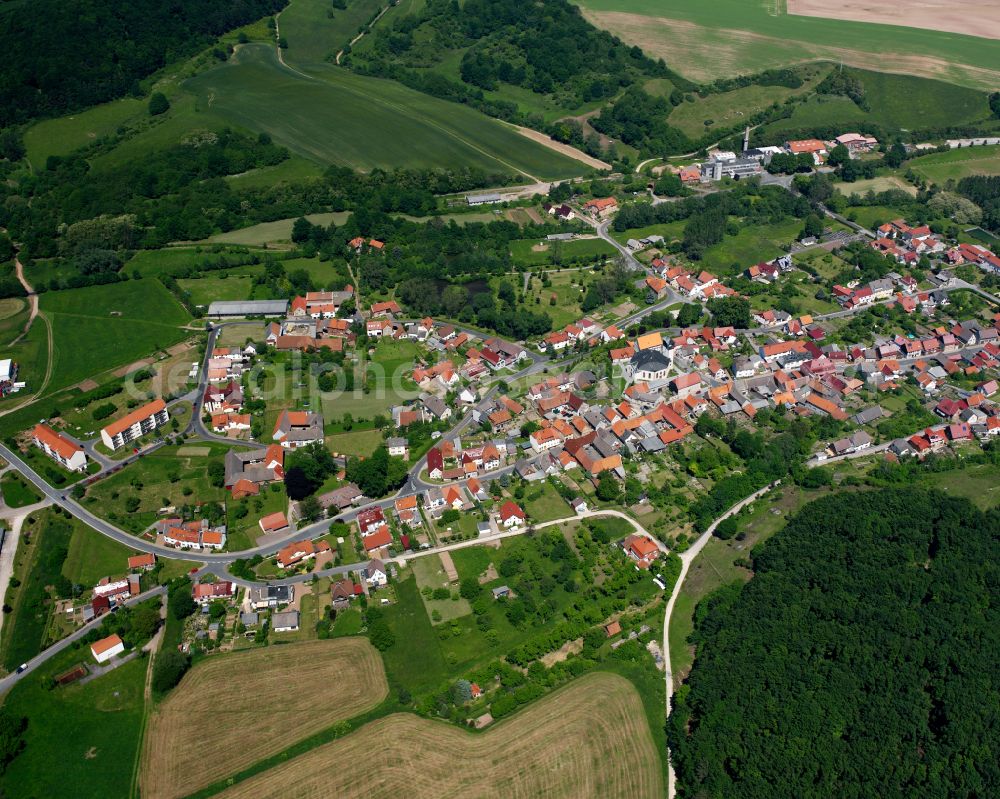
140, 638, 388, 799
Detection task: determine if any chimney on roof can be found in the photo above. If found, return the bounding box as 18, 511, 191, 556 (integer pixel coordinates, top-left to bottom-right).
743, 126, 750, 153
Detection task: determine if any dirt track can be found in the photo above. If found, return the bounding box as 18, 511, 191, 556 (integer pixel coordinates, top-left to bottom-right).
216, 672, 663, 799
511, 124, 611, 171
789, 0, 1000, 42
140, 638, 388, 799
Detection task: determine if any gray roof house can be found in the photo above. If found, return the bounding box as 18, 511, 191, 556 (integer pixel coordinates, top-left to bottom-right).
271, 610, 300, 632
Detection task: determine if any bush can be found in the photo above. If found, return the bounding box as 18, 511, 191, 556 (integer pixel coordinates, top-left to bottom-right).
152, 650, 190, 693
90, 402, 117, 420
148, 92, 170, 116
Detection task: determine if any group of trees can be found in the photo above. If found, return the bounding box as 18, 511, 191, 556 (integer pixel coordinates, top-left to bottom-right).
590, 87, 694, 157
956, 175, 1000, 231
613, 181, 812, 260
345, 446, 408, 499
671, 488, 1000, 797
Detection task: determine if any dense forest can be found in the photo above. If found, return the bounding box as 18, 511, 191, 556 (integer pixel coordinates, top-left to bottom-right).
0, 0, 285, 125
670, 487, 1000, 798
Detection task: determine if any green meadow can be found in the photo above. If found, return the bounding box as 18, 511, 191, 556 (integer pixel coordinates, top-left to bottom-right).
0, 654, 147, 798
39, 278, 191, 392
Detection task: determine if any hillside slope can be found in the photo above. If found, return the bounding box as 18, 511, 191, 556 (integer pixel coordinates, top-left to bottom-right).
0, 0, 286, 125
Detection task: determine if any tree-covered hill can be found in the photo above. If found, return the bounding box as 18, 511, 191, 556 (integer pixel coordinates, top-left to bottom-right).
347, 0, 694, 154
670, 487, 999, 798
0, 0, 286, 125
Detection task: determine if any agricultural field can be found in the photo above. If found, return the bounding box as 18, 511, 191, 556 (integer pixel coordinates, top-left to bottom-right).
214, 672, 662, 799
81, 443, 232, 534
908, 144, 1000, 183
182, 44, 583, 180
39, 279, 192, 394
573, 0, 1000, 90
787, 0, 1000, 43
0, 653, 147, 798
140, 638, 388, 799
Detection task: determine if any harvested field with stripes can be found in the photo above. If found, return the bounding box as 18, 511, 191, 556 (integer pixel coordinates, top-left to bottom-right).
216, 672, 663, 799
140, 638, 388, 799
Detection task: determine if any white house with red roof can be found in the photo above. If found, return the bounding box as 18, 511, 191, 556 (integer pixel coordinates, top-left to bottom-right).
498, 500, 526, 529
622, 534, 660, 569
32, 423, 87, 472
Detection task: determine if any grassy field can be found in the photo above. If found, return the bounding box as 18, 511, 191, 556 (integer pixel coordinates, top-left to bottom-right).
82, 444, 231, 534
39, 278, 191, 393
227, 483, 289, 551
909, 145, 1000, 183
279, 0, 385, 69
698, 217, 805, 275
574, 0, 1000, 90
182, 44, 583, 180
23, 96, 146, 166
411, 554, 472, 624
834, 175, 917, 197
319, 338, 421, 422
324, 428, 384, 458
141, 638, 387, 799
0, 471, 42, 508
205, 212, 351, 247
213, 672, 662, 799
225, 154, 325, 188
61, 521, 138, 586
178, 274, 254, 305
523, 480, 573, 522
0, 654, 147, 798
843, 204, 913, 228
509, 237, 616, 267
667, 65, 828, 138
